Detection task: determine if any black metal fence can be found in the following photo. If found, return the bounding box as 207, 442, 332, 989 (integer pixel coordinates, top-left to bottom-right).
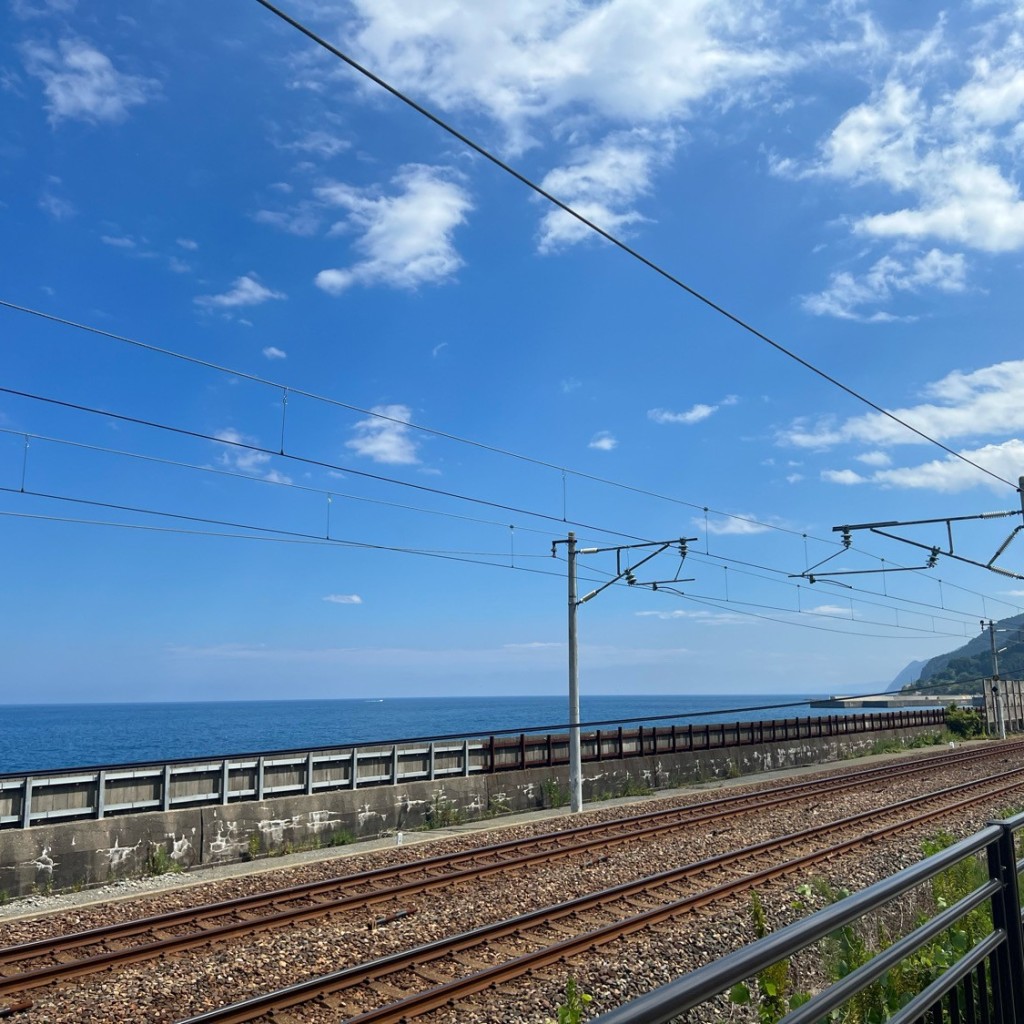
593, 812, 1024, 1024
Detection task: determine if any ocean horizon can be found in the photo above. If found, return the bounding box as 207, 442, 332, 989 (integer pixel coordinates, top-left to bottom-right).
0, 692, 869, 775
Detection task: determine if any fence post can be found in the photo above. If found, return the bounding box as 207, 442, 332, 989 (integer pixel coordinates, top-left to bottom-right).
96, 770, 106, 820
20, 778, 32, 828
305, 751, 314, 796
462, 739, 470, 777
350, 748, 359, 790
546, 734, 553, 767
256, 757, 265, 802
428, 742, 436, 781
392, 745, 399, 784
987, 822, 1024, 1021
519, 732, 527, 770
163, 764, 172, 812
489, 735, 496, 773
221, 760, 230, 804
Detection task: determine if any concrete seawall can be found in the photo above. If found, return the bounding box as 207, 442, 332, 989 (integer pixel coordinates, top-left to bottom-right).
0, 719, 944, 899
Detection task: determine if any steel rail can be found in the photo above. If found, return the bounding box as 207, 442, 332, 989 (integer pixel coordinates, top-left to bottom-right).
178, 769, 1024, 1024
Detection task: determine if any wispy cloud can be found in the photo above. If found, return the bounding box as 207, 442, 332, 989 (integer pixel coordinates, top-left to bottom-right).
323, 594, 363, 605
635, 608, 746, 625
777, 8, 1024, 313
176, 237, 198, 251
38, 186, 74, 220
213, 428, 292, 484
314, 165, 472, 294
195, 275, 285, 309
537, 129, 677, 251
346, 404, 420, 465
780, 359, 1024, 451
823, 439, 1024, 493
649, 395, 736, 426
21, 38, 158, 125
262, 346, 287, 360
802, 249, 967, 321
697, 514, 772, 536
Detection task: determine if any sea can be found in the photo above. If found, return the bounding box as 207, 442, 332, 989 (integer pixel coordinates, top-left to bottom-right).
0, 693, 866, 776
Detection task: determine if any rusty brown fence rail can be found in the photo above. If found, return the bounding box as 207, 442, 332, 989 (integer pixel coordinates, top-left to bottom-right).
0, 709, 945, 830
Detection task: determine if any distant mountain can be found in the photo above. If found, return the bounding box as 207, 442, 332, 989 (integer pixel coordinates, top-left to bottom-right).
888, 659, 928, 692
898, 612, 1024, 695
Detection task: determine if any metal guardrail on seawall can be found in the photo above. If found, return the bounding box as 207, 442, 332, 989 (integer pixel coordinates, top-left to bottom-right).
0, 709, 945, 830
593, 811, 1024, 1024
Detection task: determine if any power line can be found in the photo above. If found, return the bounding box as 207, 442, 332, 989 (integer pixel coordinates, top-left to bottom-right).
7, 403, 1016, 634
251, 0, 1018, 494
12, 299, 1016, 600
667, 592, 967, 640
0, 426, 561, 541
0, 498, 563, 577
0, 385, 648, 542
0, 299, 855, 547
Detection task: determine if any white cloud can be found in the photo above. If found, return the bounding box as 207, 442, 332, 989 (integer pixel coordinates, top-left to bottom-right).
649, 403, 716, 425
253, 205, 322, 237
213, 428, 292, 484
314, 165, 471, 293
195, 275, 286, 309
588, 430, 617, 451
100, 234, 135, 249
176, 238, 198, 251
866, 439, 1024, 493
537, 129, 677, 251
11, 0, 76, 18
342, 0, 792, 152
698, 514, 772, 536
856, 451, 892, 467
786, 473, 803, 484
780, 8, 1024, 310
38, 188, 74, 219
635, 608, 745, 625
281, 129, 350, 158
346, 404, 420, 465
21, 38, 158, 125
801, 249, 967, 320
431, 342, 448, 357
821, 468, 867, 485
323, 594, 363, 605
809, 604, 852, 618
781, 359, 1024, 450
262, 346, 287, 360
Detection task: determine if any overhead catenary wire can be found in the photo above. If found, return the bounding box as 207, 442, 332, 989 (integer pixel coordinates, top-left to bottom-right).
0, 299, 860, 547
6, 304, 1017, 603
6, 390, 1020, 632
0, 426, 562, 542
251, 0, 1018, 495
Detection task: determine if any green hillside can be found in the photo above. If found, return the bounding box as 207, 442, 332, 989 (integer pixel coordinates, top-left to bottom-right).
902, 612, 1024, 694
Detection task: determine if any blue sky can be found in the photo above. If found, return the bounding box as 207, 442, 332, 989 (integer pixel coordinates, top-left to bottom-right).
3, 0, 1024, 704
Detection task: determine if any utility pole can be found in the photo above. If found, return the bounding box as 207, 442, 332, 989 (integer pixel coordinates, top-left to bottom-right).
553, 533, 696, 813
983, 619, 1006, 741
567, 532, 582, 812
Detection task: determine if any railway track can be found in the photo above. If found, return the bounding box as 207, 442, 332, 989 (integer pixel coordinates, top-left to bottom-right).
176, 766, 1024, 1023
1, 742, 1022, 1023
0, 742, 1013, 997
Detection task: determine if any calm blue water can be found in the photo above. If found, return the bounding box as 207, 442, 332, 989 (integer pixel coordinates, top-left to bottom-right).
0, 694, 859, 775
